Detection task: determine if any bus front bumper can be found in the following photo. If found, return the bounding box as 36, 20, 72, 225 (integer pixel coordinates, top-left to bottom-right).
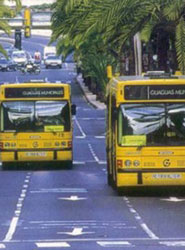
117, 168, 185, 186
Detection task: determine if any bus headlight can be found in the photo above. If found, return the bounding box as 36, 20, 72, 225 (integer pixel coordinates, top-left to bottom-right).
133, 160, 140, 167
124, 160, 132, 167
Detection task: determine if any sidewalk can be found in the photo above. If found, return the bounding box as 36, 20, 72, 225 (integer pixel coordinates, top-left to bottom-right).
76, 74, 106, 110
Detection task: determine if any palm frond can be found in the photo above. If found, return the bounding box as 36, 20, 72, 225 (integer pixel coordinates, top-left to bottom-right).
175, 17, 185, 74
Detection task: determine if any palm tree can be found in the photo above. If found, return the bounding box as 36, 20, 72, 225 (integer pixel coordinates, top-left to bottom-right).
51, 0, 117, 96
0, 0, 21, 56
163, 0, 185, 73
51, 0, 185, 79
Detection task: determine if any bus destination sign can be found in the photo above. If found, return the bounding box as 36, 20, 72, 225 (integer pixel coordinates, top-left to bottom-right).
5, 87, 64, 98
125, 85, 185, 100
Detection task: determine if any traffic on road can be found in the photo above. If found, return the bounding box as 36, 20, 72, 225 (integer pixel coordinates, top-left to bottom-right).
0, 35, 185, 250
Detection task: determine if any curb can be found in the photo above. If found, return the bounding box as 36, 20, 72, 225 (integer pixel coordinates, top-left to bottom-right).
76, 74, 106, 110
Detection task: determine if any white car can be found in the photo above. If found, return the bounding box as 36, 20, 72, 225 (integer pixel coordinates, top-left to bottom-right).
11, 50, 28, 66
44, 55, 62, 69
43, 46, 56, 61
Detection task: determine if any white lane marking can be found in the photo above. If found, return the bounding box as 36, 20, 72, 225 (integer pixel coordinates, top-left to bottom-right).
75, 136, 86, 139
123, 197, 159, 240
58, 196, 87, 201
99, 161, 107, 165
97, 241, 131, 247
140, 223, 158, 240
3, 217, 18, 242
80, 118, 104, 121
58, 227, 94, 236
15, 210, 21, 215
73, 161, 85, 165
160, 241, 185, 246
95, 136, 105, 139
0, 244, 5, 248
74, 117, 86, 138
36, 242, 70, 248
3, 173, 31, 242
161, 197, 185, 202
88, 143, 99, 163
83, 108, 92, 111
30, 220, 101, 224
87, 144, 106, 165
30, 188, 87, 193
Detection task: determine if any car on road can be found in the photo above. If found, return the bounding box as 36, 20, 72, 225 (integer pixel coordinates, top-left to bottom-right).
44, 55, 62, 69
5, 47, 18, 58
11, 50, 28, 66
0, 57, 17, 71
43, 46, 56, 61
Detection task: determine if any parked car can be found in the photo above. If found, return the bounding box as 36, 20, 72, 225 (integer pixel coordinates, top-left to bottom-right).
44, 55, 62, 69
11, 50, 28, 66
0, 57, 17, 71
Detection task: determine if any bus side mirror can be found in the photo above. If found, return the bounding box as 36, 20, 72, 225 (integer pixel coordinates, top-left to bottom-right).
71, 104, 76, 115
113, 108, 118, 119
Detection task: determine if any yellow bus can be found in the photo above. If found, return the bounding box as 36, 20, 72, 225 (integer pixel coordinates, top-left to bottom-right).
106, 72, 185, 191
0, 82, 76, 168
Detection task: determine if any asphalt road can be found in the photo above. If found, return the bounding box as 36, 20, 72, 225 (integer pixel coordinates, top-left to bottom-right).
0, 36, 185, 250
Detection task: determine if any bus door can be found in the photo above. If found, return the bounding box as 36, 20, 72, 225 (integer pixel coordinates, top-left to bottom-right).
110, 95, 117, 185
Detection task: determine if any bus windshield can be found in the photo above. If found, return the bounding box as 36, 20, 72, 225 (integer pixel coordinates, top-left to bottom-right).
118, 103, 185, 146
2, 100, 70, 132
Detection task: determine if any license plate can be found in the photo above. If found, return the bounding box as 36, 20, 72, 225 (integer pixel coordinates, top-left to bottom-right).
26, 152, 46, 157
152, 174, 182, 179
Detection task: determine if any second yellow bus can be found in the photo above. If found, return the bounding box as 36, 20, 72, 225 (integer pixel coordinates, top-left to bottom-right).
106, 73, 185, 191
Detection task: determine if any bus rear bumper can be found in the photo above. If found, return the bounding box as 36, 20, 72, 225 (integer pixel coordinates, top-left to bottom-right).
0, 150, 72, 162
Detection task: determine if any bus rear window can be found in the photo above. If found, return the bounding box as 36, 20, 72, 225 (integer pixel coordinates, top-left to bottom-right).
1, 101, 70, 132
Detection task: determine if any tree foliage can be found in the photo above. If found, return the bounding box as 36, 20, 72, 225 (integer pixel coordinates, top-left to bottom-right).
0, 0, 21, 56
51, 0, 185, 91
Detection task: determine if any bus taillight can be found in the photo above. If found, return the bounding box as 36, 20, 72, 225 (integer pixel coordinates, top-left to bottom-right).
0, 142, 3, 149
68, 141, 72, 148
